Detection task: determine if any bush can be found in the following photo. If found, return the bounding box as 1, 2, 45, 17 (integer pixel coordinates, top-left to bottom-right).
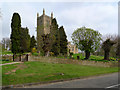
32, 48, 37, 53
32, 53, 39, 56
69, 52, 73, 59
50, 52, 54, 56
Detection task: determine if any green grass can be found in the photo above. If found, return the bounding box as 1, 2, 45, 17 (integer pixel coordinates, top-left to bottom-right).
2, 51, 13, 55
73, 53, 85, 60
2, 51, 30, 55
32, 53, 39, 56
0, 60, 13, 64
72, 54, 117, 62
2, 61, 118, 86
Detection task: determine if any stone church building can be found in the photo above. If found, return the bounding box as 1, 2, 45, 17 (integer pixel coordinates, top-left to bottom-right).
37, 9, 53, 53
68, 42, 78, 54
37, 9, 78, 54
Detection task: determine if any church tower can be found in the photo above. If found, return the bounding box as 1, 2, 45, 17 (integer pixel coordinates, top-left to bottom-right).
37, 9, 53, 53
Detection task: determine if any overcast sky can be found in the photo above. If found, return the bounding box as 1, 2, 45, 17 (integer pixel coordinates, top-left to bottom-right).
0, 0, 119, 41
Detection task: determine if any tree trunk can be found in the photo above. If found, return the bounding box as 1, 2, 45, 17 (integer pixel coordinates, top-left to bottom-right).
13, 54, 16, 61
84, 51, 90, 59
46, 51, 50, 57
104, 51, 109, 60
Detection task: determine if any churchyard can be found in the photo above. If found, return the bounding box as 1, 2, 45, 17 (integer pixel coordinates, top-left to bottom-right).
2, 61, 118, 86
0, 6, 119, 88
1, 50, 119, 86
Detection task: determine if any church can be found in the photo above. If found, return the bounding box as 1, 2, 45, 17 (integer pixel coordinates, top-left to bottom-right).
37, 9, 53, 53
36, 9, 78, 54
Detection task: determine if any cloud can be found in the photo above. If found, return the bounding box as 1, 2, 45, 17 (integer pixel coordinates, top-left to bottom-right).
2, 3, 38, 39
56, 3, 118, 41
1, 2, 118, 42
0, 0, 119, 2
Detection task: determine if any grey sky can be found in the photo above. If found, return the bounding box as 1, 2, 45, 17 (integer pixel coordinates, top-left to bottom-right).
0, 1, 118, 41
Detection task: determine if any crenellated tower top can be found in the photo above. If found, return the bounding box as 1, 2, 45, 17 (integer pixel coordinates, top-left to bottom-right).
51, 12, 53, 19
43, 8, 45, 15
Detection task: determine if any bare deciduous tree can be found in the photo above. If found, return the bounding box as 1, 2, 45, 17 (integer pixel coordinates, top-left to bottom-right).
1, 38, 11, 50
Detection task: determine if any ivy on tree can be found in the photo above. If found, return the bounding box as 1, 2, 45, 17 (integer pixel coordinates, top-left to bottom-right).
102, 39, 116, 60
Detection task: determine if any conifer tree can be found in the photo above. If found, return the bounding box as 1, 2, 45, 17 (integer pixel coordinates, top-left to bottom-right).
10, 13, 21, 54
20, 27, 30, 53
42, 34, 51, 56
30, 35, 36, 51
59, 26, 68, 55
50, 18, 60, 56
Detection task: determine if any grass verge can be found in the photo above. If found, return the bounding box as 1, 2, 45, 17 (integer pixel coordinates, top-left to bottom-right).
2, 61, 118, 86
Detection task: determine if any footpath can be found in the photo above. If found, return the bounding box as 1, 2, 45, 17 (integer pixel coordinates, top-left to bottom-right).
0, 62, 22, 66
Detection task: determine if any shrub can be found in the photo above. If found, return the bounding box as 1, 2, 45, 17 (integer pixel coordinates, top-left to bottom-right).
49, 52, 54, 56
32, 48, 37, 53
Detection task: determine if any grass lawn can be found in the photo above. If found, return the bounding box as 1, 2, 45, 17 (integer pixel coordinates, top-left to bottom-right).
2, 61, 118, 86
73, 53, 117, 62
2, 51, 13, 55
0, 60, 13, 64
2, 51, 30, 55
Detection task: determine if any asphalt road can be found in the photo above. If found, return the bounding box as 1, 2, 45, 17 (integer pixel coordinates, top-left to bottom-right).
25, 72, 119, 88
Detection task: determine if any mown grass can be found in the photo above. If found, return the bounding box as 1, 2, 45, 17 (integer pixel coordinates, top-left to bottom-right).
0, 60, 13, 64
72, 53, 117, 62
2, 61, 118, 86
2, 51, 13, 55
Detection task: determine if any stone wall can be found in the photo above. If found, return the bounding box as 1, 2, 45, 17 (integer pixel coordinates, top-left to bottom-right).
29, 56, 118, 67
2, 54, 29, 62
13, 54, 29, 62
2, 55, 13, 61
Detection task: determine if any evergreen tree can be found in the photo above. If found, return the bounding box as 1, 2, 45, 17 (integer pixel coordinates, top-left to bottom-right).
42, 34, 51, 56
20, 27, 30, 53
30, 35, 36, 51
50, 18, 60, 56
37, 26, 44, 55
59, 26, 68, 55
10, 13, 21, 54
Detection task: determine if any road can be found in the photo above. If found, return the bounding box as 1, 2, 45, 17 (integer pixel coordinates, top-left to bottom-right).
24, 72, 119, 88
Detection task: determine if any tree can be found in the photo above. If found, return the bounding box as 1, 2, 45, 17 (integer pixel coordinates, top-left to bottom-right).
72, 27, 102, 59
20, 27, 30, 53
59, 26, 68, 55
102, 39, 116, 60
42, 34, 52, 56
6, 38, 11, 50
10, 13, 21, 54
50, 18, 60, 56
116, 37, 120, 58
1, 38, 11, 51
1, 38, 5, 51
30, 35, 36, 51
